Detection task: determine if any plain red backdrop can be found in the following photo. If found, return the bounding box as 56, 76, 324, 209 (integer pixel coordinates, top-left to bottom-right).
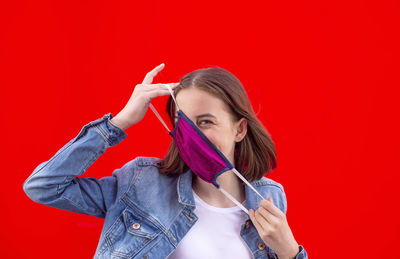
1, 0, 399, 258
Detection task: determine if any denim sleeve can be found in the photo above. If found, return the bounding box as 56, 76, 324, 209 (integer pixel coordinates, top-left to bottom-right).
294, 245, 308, 258
23, 113, 131, 219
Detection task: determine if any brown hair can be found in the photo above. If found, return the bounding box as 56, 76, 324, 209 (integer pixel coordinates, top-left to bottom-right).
156, 66, 277, 182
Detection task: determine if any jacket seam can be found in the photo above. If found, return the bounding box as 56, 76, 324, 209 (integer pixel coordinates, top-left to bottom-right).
111, 238, 154, 259
141, 233, 166, 258
124, 161, 142, 199
105, 161, 138, 215
121, 195, 167, 234
253, 181, 284, 191
95, 124, 113, 147
103, 161, 142, 240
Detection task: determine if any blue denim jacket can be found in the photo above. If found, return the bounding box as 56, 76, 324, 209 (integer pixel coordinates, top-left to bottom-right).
23, 113, 308, 259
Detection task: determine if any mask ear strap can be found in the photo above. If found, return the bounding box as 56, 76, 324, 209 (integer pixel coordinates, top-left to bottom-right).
149, 84, 181, 133
231, 168, 266, 201
164, 84, 180, 110
217, 168, 267, 215
149, 103, 170, 132
219, 187, 249, 215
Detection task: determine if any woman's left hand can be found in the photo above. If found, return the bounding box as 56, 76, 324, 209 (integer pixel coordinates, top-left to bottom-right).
249, 197, 300, 259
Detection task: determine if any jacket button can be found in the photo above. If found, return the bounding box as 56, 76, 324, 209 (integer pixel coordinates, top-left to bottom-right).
258, 242, 265, 250
245, 221, 250, 229
132, 223, 141, 230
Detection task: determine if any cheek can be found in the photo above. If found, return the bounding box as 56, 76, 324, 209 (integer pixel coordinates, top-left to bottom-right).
204, 131, 230, 153
203, 131, 220, 148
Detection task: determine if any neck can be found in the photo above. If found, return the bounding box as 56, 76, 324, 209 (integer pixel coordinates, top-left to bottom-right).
192, 170, 246, 208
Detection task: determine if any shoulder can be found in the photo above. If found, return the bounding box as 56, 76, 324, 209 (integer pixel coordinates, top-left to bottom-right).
135, 156, 163, 167
251, 176, 288, 215
252, 176, 285, 192
111, 156, 177, 198
113, 156, 162, 171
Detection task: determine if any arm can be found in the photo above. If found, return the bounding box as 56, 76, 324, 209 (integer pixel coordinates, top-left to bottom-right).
23, 64, 179, 219
22, 113, 131, 218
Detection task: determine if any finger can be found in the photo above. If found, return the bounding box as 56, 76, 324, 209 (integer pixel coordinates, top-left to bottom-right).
147, 86, 177, 99
141, 83, 179, 91
260, 198, 284, 218
142, 83, 179, 87
249, 209, 263, 232
160, 82, 180, 89
255, 208, 272, 228
142, 63, 165, 84
257, 206, 279, 227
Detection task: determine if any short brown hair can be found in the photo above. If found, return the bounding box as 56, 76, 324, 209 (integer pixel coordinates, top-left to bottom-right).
156, 66, 277, 182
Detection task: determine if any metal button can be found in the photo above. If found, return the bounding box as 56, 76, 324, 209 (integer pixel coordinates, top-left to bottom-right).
132, 223, 141, 230
245, 221, 250, 229
258, 242, 265, 250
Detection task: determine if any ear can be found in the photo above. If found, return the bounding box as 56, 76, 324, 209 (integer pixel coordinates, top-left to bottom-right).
234, 118, 248, 142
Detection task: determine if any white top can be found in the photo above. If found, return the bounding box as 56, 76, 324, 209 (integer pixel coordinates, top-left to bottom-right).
167, 189, 253, 259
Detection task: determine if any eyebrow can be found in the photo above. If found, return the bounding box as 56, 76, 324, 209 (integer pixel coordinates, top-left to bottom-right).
196, 113, 217, 119
174, 113, 217, 119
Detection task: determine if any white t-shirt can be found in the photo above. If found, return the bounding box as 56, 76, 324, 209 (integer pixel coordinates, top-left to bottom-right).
167, 189, 253, 259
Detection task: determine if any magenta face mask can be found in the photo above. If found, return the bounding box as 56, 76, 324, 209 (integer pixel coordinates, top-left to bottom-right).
149, 85, 265, 214
170, 109, 234, 187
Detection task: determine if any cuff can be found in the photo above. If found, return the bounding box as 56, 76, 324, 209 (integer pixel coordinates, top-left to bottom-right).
295, 245, 308, 259
92, 113, 128, 146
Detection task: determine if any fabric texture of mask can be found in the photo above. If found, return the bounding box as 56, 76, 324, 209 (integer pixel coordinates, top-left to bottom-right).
148, 84, 266, 214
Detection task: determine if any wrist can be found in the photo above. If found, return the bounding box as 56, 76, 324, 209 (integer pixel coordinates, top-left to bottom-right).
277, 243, 300, 259
110, 117, 130, 131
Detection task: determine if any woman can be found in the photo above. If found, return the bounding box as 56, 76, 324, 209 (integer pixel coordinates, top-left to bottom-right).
23, 63, 308, 258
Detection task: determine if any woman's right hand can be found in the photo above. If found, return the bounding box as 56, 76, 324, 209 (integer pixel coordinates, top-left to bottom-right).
110, 63, 179, 131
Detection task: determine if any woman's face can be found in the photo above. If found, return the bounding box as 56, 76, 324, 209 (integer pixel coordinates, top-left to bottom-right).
174, 87, 247, 165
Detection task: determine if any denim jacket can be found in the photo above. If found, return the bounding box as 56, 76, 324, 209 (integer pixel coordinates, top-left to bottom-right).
23, 113, 308, 259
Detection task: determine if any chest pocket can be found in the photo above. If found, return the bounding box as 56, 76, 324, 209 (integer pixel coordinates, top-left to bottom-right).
105, 206, 161, 259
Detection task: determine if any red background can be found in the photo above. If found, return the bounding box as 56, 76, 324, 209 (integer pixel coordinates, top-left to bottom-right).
2, 0, 399, 258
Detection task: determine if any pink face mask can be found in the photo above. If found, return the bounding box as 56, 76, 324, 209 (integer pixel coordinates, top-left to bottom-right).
149, 85, 265, 215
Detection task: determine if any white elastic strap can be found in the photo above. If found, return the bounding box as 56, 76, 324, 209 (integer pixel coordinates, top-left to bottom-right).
232, 168, 266, 200
218, 168, 266, 215
164, 84, 180, 110
219, 187, 249, 215
149, 103, 170, 132
148, 84, 179, 133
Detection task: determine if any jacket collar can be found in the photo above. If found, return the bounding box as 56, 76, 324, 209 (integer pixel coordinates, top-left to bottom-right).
177, 168, 196, 207
177, 169, 264, 221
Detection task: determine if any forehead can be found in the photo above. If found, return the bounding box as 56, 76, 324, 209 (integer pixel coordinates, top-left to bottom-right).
175, 88, 231, 117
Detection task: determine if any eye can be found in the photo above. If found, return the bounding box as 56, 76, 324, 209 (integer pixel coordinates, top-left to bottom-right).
198, 120, 213, 126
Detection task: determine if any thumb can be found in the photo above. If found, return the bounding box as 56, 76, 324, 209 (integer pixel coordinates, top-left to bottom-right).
268, 196, 274, 204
